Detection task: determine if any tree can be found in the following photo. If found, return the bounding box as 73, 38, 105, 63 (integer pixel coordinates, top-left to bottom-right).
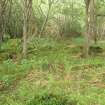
22, 0, 33, 58
0, 0, 8, 42
39, 0, 58, 37
84, 0, 95, 57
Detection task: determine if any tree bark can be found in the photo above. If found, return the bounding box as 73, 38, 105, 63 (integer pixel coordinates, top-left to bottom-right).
0, 0, 7, 41
22, 0, 32, 58
39, 0, 54, 37
84, 0, 95, 57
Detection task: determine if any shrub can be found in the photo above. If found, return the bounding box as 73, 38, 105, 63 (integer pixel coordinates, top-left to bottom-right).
28, 93, 77, 105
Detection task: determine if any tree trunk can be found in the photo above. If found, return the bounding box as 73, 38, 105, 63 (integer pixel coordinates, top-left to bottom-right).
39, 0, 54, 37
84, 0, 95, 57
39, 6, 51, 37
22, 0, 32, 58
0, 0, 8, 49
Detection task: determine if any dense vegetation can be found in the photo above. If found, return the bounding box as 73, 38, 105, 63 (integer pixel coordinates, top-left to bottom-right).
0, 0, 105, 105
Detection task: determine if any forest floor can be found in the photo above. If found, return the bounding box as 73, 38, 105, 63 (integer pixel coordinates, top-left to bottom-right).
0, 37, 105, 105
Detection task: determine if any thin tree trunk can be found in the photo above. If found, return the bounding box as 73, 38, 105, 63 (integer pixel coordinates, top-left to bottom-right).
0, 0, 8, 49
22, 13, 27, 58
39, 6, 51, 36
22, 0, 32, 58
39, 0, 54, 37
84, 0, 95, 57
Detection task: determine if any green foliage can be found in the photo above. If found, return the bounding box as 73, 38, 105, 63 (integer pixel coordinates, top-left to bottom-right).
1, 0, 105, 104
28, 93, 77, 105
0, 37, 105, 105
